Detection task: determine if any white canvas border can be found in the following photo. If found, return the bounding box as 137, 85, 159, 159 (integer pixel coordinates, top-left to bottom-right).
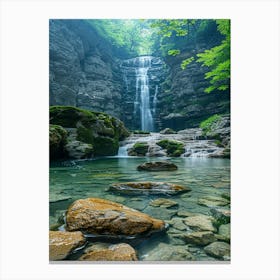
0, 0, 279, 279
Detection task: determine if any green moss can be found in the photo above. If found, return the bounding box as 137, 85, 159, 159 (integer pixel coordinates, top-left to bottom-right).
50, 106, 97, 128
214, 139, 223, 147
200, 114, 222, 134
131, 142, 149, 155
157, 139, 185, 157
93, 136, 119, 156
49, 124, 68, 160
77, 126, 94, 144
50, 106, 130, 157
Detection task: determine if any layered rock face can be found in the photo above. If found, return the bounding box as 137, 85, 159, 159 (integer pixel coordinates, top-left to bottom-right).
158, 46, 230, 131
49, 20, 124, 119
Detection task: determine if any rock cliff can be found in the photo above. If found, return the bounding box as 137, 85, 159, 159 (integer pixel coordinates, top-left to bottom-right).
157, 34, 230, 130
49, 20, 124, 119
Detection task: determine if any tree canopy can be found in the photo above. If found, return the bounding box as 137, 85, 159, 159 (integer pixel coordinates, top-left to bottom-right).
87, 19, 155, 57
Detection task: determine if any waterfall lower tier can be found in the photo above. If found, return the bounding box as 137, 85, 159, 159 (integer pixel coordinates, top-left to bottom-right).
121, 56, 165, 132
117, 128, 228, 158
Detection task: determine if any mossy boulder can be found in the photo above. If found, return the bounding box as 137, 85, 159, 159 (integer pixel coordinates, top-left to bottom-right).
50, 106, 97, 128
49, 124, 68, 160
128, 142, 149, 156
49, 106, 129, 158
156, 139, 185, 157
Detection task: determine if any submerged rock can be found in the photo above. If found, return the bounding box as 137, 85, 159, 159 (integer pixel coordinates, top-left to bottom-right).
142, 242, 195, 261
210, 208, 231, 224
184, 215, 216, 232
168, 217, 187, 231
66, 198, 165, 236
49, 231, 86, 261
218, 223, 230, 242
144, 206, 177, 221
204, 241, 230, 259
137, 161, 178, 171
198, 196, 229, 207
184, 231, 217, 246
79, 243, 138, 261
109, 182, 191, 196
149, 198, 178, 208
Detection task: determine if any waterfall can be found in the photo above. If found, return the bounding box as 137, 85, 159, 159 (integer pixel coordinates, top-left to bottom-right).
153, 85, 158, 114
121, 56, 164, 131
117, 146, 128, 157
135, 56, 154, 131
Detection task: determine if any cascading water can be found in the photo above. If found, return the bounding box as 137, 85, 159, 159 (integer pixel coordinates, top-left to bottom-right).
136, 56, 154, 131
121, 56, 164, 132
152, 85, 158, 114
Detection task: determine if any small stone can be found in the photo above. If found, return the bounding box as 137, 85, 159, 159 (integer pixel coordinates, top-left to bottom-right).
204, 241, 230, 259
177, 210, 197, 217
142, 243, 195, 261
218, 223, 230, 241
184, 231, 217, 246
210, 208, 230, 224
79, 243, 138, 261
144, 206, 177, 221
184, 215, 216, 232
149, 198, 178, 208
169, 217, 187, 231
109, 181, 191, 196
49, 231, 86, 261
198, 196, 229, 207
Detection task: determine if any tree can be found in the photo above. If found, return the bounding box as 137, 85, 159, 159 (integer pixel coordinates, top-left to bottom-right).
151, 19, 230, 93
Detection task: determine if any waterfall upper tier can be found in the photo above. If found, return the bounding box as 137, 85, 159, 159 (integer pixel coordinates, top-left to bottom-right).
120, 56, 166, 132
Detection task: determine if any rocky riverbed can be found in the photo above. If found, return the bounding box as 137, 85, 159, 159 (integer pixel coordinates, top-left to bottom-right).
49, 157, 230, 262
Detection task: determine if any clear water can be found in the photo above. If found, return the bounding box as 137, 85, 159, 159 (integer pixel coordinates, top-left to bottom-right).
50, 157, 230, 261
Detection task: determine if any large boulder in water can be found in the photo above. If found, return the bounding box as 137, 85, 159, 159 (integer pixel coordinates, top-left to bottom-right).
109, 182, 191, 196
137, 161, 178, 171
79, 242, 138, 261
49, 231, 86, 261
65, 198, 165, 236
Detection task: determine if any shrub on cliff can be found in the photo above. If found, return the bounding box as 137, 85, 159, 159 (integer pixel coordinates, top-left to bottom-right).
200, 114, 222, 135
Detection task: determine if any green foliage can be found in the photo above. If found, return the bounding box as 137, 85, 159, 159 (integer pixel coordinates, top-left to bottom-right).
156, 139, 184, 157
168, 49, 181, 56
150, 19, 230, 93
181, 57, 194, 69
87, 19, 156, 56
200, 114, 222, 134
